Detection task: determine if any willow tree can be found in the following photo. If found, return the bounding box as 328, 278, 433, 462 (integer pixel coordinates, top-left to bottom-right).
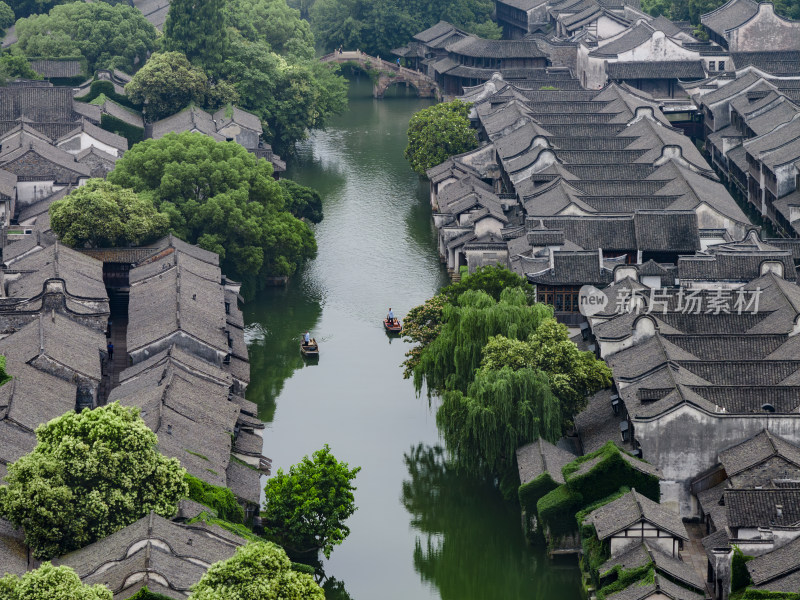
413, 287, 553, 395
438, 366, 561, 486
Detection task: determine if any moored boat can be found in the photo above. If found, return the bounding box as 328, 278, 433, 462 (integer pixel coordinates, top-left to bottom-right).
300, 339, 319, 357
384, 318, 402, 333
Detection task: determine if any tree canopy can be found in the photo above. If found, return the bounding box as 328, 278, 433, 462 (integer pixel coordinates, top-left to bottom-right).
13, 2, 158, 73
308, 0, 500, 56
0, 403, 188, 559
405, 100, 478, 177
221, 31, 348, 155
279, 179, 324, 224
225, 0, 316, 60
5, 0, 127, 20
0, 563, 111, 600
262, 445, 360, 559
405, 268, 612, 487
125, 52, 232, 122
108, 132, 317, 283
190, 542, 324, 600
49, 179, 170, 248
0, 2, 14, 34
163, 0, 227, 73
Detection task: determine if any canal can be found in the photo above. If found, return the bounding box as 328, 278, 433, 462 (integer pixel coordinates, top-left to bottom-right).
242, 77, 583, 600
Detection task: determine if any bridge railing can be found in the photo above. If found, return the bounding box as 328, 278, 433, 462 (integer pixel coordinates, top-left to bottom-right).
320, 50, 430, 79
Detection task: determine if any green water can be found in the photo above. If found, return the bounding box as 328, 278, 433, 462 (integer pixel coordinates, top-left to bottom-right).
243, 77, 583, 600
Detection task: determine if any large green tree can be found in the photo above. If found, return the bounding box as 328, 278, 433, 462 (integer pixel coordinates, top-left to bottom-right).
49, 180, 170, 248
190, 542, 324, 600
108, 132, 317, 282
0, 563, 111, 600
405, 100, 478, 177
309, 0, 500, 57
163, 0, 227, 73
225, 0, 315, 60
6, 0, 127, 20
262, 445, 360, 559
13, 2, 157, 73
221, 32, 348, 155
125, 52, 228, 122
0, 403, 188, 559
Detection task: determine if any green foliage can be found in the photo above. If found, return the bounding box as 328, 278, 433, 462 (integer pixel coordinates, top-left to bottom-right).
401, 293, 447, 378
278, 179, 324, 224
0, 563, 111, 600
480, 320, 613, 429
0, 53, 41, 81
308, 0, 499, 56
50, 179, 170, 248
562, 442, 660, 504
225, 0, 315, 60
126, 588, 175, 600
577, 488, 631, 585
190, 541, 324, 600
75, 80, 140, 110
404, 100, 478, 176
0, 2, 13, 32
164, 0, 227, 74
108, 132, 317, 283
189, 511, 262, 542
414, 287, 553, 394
221, 32, 349, 155
13, 2, 158, 73
518, 472, 558, 533
536, 485, 584, 537
0, 355, 9, 387
596, 565, 655, 600
185, 473, 245, 524
0, 403, 188, 560
262, 445, 360, 559
442, 264, 536, 304
6, 0, 128, 20
438, 367, 561, 484
640, 0, 800, 24
100, 113, 143, 147
125, 52, 221, 122
732, 546, 754, 592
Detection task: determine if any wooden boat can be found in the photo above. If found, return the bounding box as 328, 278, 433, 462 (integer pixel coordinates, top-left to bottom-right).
300, 339, 319, 357
384, 318, 402, 333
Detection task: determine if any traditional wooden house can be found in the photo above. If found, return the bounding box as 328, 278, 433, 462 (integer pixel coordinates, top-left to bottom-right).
584, 489, 689, 557
54, 511, 247, 599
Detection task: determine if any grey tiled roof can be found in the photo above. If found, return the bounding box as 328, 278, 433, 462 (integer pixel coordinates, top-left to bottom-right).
55, 119, 128, 153
607, 61, 706, 80
28, 59, 84, 79
700, 0, 758, 37
747, 535, 800, 588
601, 540, 704, 590
55, 512, 246, 597
725, 488, 800, 528
7, 243, 107, 301
589, 23, 655, 57
516, 437, 577, 485
719, 430, 800, 477
607, 574, 704, 600
731, 51, 800, 76
528, 251, 613, 286
585, 489, 688, 540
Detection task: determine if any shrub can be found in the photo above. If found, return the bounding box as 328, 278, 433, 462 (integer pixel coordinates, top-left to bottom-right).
185, 473, 245, 524
537, 485, 584, 538
732, 546, 754, 592
518, 472, 559, 535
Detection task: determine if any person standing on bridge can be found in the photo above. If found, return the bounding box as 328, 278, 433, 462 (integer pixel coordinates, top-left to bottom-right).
397, 58, 401, 67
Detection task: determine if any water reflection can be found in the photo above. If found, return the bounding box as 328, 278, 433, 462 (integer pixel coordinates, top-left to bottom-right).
402, 445, 583, 600
242, 280, 323, 420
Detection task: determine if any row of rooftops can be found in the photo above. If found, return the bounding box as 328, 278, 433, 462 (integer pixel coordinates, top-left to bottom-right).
426, 72, 766, 287
0, 232, 265, 595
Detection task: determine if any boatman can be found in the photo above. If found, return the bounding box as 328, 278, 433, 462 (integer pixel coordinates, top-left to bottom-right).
387, 308, 395, 325
303, 331, 311, 345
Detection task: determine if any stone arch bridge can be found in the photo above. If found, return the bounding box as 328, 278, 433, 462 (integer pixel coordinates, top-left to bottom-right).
321, 51, 440, 99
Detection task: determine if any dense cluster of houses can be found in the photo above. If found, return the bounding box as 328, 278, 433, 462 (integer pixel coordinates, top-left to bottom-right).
411, 2, 800, 598
0, 233, 267, 597
0, 11, 290, 595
